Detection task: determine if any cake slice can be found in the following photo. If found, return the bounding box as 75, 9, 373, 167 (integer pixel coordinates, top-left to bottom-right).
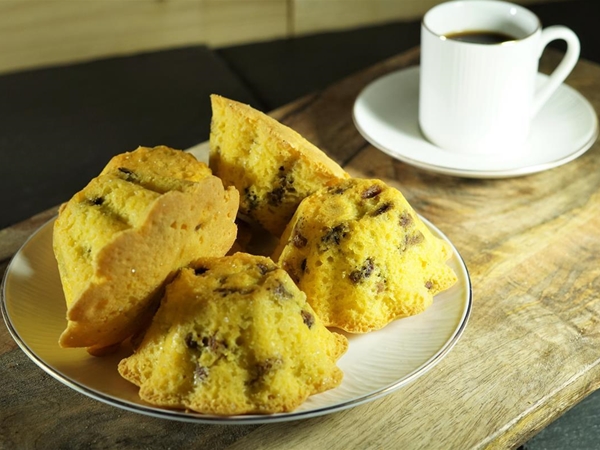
118, 253, 347, 415
209, 94, 349, 237
53, 146, 239, 354
272, 178, 457, 333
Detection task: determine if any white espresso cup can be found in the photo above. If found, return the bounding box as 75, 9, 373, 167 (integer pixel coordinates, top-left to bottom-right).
419, 0, 580, 155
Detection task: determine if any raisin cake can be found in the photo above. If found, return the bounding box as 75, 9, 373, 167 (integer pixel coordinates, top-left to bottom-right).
209, 94, 349, 237
272, 178, 457, 333
118, 253, 347, 415
53, 146, 239, 355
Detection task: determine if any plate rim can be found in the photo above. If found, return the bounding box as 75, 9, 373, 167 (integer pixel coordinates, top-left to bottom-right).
1, 216, 472, 424
352, 65, 599, 179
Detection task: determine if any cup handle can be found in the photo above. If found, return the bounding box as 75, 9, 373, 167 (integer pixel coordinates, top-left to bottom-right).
531, 25, 580, 117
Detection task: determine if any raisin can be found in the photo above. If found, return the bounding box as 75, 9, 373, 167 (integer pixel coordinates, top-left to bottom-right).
244, 187, 259, 211
362, 184, 383, 199
194, 267, 209, 275
322, 223, 349, 245
425, 280, 434, 290
292, 232, 308, 248
349, 257, 375, 284
267, 186, 285, 206
117, 167, 137, 182
406, 231, 424, 246
88, 196, 104, 206
201, 335, 225, 352
400, 230, 425, 252
194, 363, 209, 383
399, 211, 413, 229
301, 310, 315, 329
267, 168, 296, 206
372, 202, 393, 216
272, 281, 293, 299
362, 257, 375, 276
184, 332, 198, 349
257, 263, 275, 275
247, 358, 281, 385
118, 167, 133, 175
256, 360, 274, 377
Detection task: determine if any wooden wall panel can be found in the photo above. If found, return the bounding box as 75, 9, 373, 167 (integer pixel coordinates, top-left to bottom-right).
0, 0, 287, 74
292, 0, 558, 35
202, 0, 288, 47
292, 0, 441, 35
0, 0, 568, 75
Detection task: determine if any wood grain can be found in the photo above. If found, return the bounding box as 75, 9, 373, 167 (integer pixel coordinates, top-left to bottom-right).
0, 0, 563, 75
292, 0, 560, 35
0, 0, 288, 75
1, 47, 599, 449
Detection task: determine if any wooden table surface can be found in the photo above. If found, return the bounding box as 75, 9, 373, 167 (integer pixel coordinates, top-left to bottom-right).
2, 46, 600, 449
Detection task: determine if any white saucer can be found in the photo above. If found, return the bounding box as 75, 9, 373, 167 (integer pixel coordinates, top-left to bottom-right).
353, 66, 599, 178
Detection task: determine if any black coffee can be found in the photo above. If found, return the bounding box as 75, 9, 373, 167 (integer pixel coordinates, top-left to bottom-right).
445, 30, 516, 44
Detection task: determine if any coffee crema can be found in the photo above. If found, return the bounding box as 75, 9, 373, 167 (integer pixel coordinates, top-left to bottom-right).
444, 30, 516, 44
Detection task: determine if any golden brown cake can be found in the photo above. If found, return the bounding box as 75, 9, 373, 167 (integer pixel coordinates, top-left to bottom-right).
272, 178, 457, 333
118, 253, 347, 415
209, 94, 349, 237
100, 144, 212, 182
53, 146, 239, 354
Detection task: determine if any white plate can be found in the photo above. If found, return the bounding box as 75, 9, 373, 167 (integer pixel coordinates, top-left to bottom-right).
353, 66, 599, 178
1, 217, 472, 424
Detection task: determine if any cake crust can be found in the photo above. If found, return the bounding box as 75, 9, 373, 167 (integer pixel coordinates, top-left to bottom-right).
209, 94, 349, 236
53, 146, 239, 353
273, 178, 457, 332
118, 253, 347, 415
